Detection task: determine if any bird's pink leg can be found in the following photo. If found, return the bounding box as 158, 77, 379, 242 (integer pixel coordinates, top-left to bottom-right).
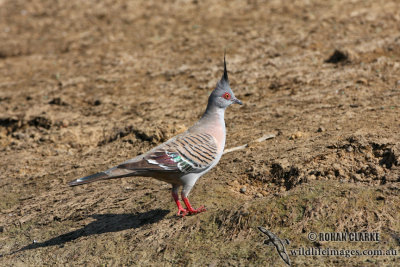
182, 197, 206, 215
172, 191, 188, 217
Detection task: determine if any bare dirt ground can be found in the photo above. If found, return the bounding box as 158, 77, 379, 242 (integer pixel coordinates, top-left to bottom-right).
1, 0, 400, 266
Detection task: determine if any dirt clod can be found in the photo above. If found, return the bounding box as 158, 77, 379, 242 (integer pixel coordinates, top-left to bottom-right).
49, 98, 68, 106
325, 49, 349, 64
28, 116, 52, 130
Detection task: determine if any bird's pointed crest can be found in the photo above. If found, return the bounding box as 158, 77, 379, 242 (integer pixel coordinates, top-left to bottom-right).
222, 51, 228, 83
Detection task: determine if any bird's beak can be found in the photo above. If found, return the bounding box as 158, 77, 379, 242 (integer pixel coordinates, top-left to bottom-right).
233, 98, 243, 105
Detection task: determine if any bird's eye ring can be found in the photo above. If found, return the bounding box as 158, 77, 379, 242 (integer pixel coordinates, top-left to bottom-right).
223, 92, 231, 100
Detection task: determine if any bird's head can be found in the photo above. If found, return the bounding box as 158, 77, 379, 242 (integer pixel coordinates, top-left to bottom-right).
208, 55, 242, 109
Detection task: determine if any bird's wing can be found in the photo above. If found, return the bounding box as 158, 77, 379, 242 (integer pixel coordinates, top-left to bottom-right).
117, 132, 218, 174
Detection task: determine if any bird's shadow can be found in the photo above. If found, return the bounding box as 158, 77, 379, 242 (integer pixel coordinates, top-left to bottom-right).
2, 209, 170, 257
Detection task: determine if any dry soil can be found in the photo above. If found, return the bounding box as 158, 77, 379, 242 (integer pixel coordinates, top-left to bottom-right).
0, 0, 400, 266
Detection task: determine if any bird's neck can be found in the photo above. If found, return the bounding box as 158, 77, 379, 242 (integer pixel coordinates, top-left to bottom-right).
202, 104, 225, 123
193, 105, 226, 152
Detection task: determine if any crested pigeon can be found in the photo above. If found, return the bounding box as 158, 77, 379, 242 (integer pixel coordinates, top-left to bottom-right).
68, 56, 242, 216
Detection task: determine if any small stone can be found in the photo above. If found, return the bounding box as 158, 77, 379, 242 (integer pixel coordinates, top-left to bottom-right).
240, 187, 247, 194
255, 193, 263, 198
61, 120, 69, 127
356, 78, 368, 85
290, 131, 303, 140
308, 174, 316, 180
49, 97, 67, 106
351, 173, 361, 181
12, 132, 26, 140
332, 163, 340, 170
317, 126, 326, 132
346, 146, 354, 152
373, 165, 384, 177
326, 174, 335, 180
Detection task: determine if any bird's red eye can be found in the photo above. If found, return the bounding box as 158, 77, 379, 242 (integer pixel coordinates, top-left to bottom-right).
223, 92, 231, 100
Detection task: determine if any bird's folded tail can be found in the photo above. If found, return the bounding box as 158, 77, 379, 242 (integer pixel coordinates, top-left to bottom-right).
68, 172, 110, 186
68, 167, 138, 186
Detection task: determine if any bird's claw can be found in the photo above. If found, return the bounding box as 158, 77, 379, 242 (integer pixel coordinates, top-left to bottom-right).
177, 208, 188, 217
187, 205, 206, 215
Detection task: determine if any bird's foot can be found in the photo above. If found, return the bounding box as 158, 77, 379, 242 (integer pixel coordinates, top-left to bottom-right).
187, 205, 206, 215
182, 197, 206, 215
177, 207, 188, 217
174, 196, 207, 217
